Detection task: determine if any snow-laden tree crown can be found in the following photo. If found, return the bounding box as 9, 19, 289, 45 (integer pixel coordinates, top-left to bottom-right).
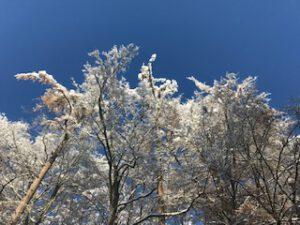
1, 45, 299, 225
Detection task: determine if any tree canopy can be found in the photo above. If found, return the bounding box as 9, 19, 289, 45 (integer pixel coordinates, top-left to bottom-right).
1, 45, 299, 225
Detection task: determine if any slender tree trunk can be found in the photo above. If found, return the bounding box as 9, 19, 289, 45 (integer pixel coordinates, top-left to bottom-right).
157, 174, 166, 225
10, 134, 69, 225
108, 166, 120, 225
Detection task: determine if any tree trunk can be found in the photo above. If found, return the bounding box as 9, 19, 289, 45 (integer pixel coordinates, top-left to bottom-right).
10, 134, 69, 225
157, 175, 166, 225
108, 166, 120, 225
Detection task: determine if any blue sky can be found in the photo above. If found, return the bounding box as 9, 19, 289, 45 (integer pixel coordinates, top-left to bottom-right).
1, 0, 300, 121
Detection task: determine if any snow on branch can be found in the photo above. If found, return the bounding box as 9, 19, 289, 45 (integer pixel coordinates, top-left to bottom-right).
187, 76, 212, 93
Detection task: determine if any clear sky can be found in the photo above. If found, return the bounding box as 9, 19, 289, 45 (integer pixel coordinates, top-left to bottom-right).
1, 0, 300, 121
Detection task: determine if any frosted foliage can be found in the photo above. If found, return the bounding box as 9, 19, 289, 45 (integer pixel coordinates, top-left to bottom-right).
1, 45, 299, 225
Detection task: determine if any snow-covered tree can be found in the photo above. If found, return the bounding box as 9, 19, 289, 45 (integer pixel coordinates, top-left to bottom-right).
0, 45, 299, 225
